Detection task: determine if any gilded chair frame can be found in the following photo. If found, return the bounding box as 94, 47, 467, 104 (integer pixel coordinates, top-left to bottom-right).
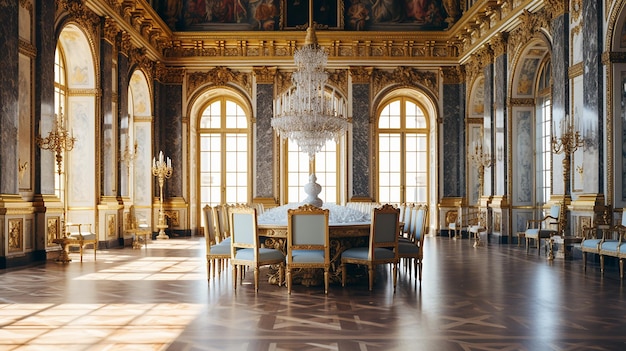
341, 203, 400, 291
229, 205, 285, 291
525, 204, 560, 255
286, 204, 330, 294
203, 205, 231, 280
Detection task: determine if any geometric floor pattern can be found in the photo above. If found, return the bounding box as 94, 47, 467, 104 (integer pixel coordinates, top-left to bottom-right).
1, 236, 626, 350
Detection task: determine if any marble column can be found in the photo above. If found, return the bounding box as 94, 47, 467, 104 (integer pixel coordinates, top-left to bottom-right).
350, 68, 372, 200
551, 12, 570, 195
100, 37, 115, 196
582, 0, 603, 193
0, 1, 19, 194
441, 68, 465, 197
156, 78, 183, 197
254, 82, 275, 199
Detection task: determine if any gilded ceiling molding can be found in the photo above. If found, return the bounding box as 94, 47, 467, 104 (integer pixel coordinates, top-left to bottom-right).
509, 98, 535, 106
490, 33, 508, 58
372, 67, 438, 99
441, 66, 464, 85
186, 67, 251, 97
156, 64, 184, 85
349, 66, 373, 84
253, 66, 277, 84
602, 51, 626, 65
103, 17, 120, 45
605, 0, 625, 54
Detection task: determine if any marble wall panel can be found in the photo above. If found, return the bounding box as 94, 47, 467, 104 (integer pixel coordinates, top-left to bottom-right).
582, 1, 602, 193
442, 83, 464, 197
100, 39, 115, 196
494, 54, 507, 196
118, 53, 130, 197
552, 14, 569, 195
482, 64, 493, 196
351, 84, 371, 198
0, 1, 19, 194
35, 0, 58, 195
255, 84, 274, 198
68, 97, 96, 207
511, 108, 533, 206
160, 83, 183, 197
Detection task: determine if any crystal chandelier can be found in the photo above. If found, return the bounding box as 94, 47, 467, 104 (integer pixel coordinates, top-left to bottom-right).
272, 23, 349, 159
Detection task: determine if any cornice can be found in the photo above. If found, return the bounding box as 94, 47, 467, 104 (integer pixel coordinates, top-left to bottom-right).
349, 66, 373, 84
253, 66, 277, 84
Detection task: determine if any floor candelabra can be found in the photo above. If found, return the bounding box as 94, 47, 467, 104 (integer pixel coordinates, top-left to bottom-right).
152, 151, 172, 240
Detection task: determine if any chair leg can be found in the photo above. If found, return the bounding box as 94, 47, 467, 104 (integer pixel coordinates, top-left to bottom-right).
392, 263, 397, 292
232, 265, 238, 290
341, 263, 346, 287
287, 268, 292, 294
600, 255, 605, 275
368, 265, 374, 291
620, 258, 624, 280
582, 252, 587, 271
254, 267, 260, 292
324, 269, 329, 294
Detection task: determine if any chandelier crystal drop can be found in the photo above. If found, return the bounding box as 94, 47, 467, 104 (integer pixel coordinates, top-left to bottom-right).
271, 25, 350, 159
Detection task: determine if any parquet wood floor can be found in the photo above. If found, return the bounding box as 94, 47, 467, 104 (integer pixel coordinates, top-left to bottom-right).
1, 236, 625, 350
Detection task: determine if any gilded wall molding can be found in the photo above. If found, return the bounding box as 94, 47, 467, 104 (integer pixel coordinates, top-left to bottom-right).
253, 66, 277, 84
328, 69, 349, 99
508, 9, 551, 53
119, 31, 133, 56
57, 0, 101, 39
103, 16, 120, 44
129, 47, 155, 80
490, 33, 508, 58
372, 67, 438, 99
18, 39, 37, 58
441, 66, 464, 85
508, 98, 535, 106
186, 67, 251, 97
275, 71, 293, 97
571, 0, 582, 20
155, 64, 184, 85
568, 62, 583, 78
8, 219, 23, 252
602, 51, 626, 65
19, 0, 33, 11
47, 217, 59, 245
544, 0, 567, 18
349, 66, 373, 84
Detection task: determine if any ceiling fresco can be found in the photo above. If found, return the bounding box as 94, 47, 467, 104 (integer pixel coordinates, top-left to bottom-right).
156, 0, 453, 31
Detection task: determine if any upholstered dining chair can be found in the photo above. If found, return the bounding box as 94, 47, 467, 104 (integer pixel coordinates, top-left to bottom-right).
203, 205, 231, 281
229, 206, 285, 292
341, 203, 400, 291
525, 204, 560, 255
286, 204, 330, 294
215, 204, 232, 244
398, 204, 428, 282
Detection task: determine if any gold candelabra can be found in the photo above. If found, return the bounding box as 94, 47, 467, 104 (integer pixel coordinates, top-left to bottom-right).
549, 115, 583, 259
36, 107, 76, 240
470, 139, 493, 200
121, 136, 137, 169
152, 150, 172, 239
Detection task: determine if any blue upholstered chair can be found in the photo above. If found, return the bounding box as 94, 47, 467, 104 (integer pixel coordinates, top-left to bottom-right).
398, 204, 428, 282
229, 206, 285, 291
584, 213, 626, 278
341, 204, 400, 291
286, 204, 330, 294
203, 205, 231, 281
525, 204, 560, 255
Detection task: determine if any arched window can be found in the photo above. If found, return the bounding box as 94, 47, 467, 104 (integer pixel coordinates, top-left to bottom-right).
53, 45, 67, 203
536, 61, 552, 205
199, 97, 250, 207
377, 97, 429, 204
